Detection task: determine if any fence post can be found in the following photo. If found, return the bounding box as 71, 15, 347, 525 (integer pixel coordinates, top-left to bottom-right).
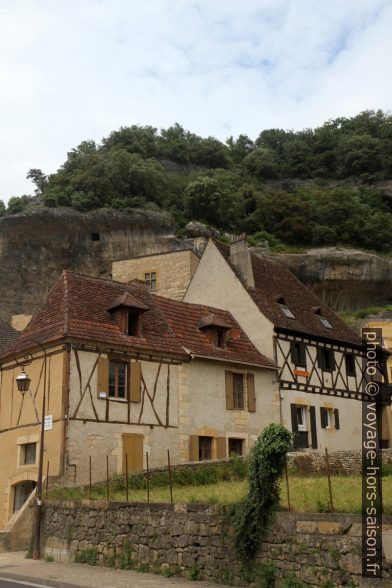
125, 453, 129, 502
284, 457, 291, 512
45, 461, 49, 500
167, 449, 173, 503
106, 455, 110, 501
146, 452, 150, 503
89, 455, 92, 501
325, 448, 335, 512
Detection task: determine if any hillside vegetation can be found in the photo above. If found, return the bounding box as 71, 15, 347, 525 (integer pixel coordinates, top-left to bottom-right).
3, 109, 392, 252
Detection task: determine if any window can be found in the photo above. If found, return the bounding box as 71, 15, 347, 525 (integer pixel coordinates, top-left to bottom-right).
345, 353, 356, 377
91, 232, 100, 241
321, 407, 340, 429
319, 316, 333, 329
296, 406, 307, 431
233, 373, 244, 410
318, 348, 335, 371
145, 272, 157, 292
109, 361, 127, 399
127, 312, 141, 337
217, 329, 227, 348
279, 304, 295, 319
228, 438, 243, 457
198, 436, 212, 461
291, 341, 307, 368
20, 443, 37, 465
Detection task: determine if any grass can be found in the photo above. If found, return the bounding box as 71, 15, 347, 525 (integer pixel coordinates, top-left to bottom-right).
49, 474, 392, 514
338, 304, 392, 327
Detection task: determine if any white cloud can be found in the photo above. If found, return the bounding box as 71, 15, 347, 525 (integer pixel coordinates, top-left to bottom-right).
0, 0, 391, 201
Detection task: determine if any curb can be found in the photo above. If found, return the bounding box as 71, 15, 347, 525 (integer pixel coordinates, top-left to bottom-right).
0, 571, 85, 588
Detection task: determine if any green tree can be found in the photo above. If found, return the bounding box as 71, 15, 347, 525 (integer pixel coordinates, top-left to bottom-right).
26, 168, 48, 195
243, 147, 279, 179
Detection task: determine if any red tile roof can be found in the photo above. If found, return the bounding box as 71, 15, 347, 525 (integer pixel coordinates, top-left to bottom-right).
213, 241, 361, 347
2, 271, 275, 368
155, 296, 275, 368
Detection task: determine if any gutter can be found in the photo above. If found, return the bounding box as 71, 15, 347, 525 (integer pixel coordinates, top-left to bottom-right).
184, 348, 277, 370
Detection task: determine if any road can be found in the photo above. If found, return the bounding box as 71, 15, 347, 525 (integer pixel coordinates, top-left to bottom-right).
0, 580, 57, 588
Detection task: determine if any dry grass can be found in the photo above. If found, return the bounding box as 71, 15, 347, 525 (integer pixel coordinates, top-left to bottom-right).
49, 475, 392, 514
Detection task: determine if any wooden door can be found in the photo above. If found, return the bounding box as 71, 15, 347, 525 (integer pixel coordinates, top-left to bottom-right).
122, 434, 144, 473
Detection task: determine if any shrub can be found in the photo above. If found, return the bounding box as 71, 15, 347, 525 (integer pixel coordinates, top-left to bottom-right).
230, 424, 292, 561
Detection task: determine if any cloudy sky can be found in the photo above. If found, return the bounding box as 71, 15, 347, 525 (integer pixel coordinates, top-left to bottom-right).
1, 0, 391, 201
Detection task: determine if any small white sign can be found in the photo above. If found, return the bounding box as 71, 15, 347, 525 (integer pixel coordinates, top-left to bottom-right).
99, 391, 107, 399
44, 415, 53, 431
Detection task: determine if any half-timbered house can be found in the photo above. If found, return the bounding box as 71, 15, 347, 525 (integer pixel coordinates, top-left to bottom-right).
0, 271, 277, 528
183, 238, 392, 451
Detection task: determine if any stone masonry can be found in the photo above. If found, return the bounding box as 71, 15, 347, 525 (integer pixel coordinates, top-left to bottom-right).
42, 501, 392, 587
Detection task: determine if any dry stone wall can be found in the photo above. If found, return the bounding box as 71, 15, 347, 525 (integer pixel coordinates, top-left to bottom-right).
288, 448, 392, 476
43, 501, 392, 586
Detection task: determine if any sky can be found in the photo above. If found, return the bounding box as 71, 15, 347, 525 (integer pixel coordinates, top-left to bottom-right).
0, 0, 391, 201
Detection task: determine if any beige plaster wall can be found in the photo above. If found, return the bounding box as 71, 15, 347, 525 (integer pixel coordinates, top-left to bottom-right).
184, 240, 275, 359
178, 359, 280, 462
0, 349, 66, 529
112, 250, 199, 300
65, 348, 181, 484
281, 388, 363, 451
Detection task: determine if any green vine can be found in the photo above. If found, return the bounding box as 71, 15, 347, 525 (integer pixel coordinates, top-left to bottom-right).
230, 424, 292, 561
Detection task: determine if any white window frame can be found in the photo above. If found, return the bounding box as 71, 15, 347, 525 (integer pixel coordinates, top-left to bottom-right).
297, 406, 307, 432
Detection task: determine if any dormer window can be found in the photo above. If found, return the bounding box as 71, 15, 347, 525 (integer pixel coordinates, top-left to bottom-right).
198, 314, 231, 348
276, 296, 295, 319
312, 307, 333, 329
108, 292, 148, 338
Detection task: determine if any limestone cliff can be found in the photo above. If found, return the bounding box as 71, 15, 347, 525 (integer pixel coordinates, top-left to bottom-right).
277, 248, 392, 311
0, 207, 182, 324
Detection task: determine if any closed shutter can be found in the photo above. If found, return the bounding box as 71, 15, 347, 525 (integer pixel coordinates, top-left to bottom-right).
290, 342, 296, 364
320, 407, 328, 428
189, 435, 199, 461
309, 406, 318, 449
300, 344, 307, 368
334, 408, 340, 430
290, 403, 299, 447
331, 350, 336, 370
97, 357, 109, 397
225, 371, 234, 410
216, 437, 227, 459
130, 361, 141, 402
317, 348, 324, 369
247, 373, 256, 412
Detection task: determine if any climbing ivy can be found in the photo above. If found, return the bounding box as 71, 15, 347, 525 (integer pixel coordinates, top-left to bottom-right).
231, 424, 292, 561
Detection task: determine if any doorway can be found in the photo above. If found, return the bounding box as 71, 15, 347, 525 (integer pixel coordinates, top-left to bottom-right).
13, 481, 36, 513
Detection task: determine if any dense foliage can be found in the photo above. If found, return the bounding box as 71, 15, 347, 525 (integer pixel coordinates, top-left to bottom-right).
231, 424, 292, 561
3, 110, 392, 251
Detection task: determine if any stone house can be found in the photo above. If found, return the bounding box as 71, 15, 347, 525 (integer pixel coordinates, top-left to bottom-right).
114, 238, 392, 451
0, 271, 277, 528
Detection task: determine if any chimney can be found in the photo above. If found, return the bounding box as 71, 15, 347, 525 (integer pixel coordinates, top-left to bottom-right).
229, 235, 255, 288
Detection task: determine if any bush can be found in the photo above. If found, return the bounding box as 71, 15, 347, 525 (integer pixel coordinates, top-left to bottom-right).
230, 424, 292, 561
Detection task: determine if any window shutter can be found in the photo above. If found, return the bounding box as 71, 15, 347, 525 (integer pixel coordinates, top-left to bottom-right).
216, 437, 227, 459
247, 373, 256, 412
130, 361, 141, 402
320, 407, 327, 428
300, 344, 307, 368
290, 342, 296, 364
317, 348, 324, 369
290, 403, 299, 448
330, 350, 336, 370
189, 435, 199, 461
309, 406, 317, 449
334, 408, 340, 430
97, 357, 109, 397
225, 371, 234, 410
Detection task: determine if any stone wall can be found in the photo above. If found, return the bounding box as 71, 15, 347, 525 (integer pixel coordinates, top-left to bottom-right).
43, 501, 392, 586
288, 448, 392, 475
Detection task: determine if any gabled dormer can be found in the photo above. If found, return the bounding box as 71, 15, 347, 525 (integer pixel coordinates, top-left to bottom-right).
108, 293, 149, 337
198, 314, 231, 348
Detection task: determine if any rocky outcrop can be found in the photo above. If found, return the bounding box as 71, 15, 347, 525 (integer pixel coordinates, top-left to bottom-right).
0, 207, 182, 324
277, 248, 392, 311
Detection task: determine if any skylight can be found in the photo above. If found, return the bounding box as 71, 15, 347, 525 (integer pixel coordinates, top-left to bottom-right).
319, 316, 333, 329
280, 304, 295, 319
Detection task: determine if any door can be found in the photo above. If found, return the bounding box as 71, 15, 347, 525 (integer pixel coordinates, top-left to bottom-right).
122, 434, 144, 473
13, 481, 36, 512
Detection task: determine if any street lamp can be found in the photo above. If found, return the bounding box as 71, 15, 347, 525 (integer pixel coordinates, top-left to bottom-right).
13, 339, 47, 560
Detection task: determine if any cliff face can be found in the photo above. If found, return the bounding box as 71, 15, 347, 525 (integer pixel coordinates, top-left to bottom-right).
0, 207, 181, 324
277, 248, 392, 311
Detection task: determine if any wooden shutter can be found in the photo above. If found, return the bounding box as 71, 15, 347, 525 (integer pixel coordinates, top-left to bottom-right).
290, 342, 296, 364
290, 404, 299, 448
97, 357, 109, 397
247, 373, 256, 412
130, 361, 141, 402
331, 350, 336, 370
317, 348, 324, 369
122, 434, 143, 472
225, 371, 234, 410
320, 407, 327, 428
334, 408, 340, 430
309, 406, 318, 449
189, 435, 199, 461
216, 437, 227, 459
300, 344, 307, 368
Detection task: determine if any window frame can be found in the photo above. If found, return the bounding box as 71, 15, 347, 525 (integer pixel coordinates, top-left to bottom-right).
108, 360, 128, 400
345, 353, 356, 377
291, 341, 307, 368
232, 373, 245, 410
144, 271, 157, 292
198, 436, 212, 461
228, 438, 244, 457
319, 348, 335, 372
279, 304, 295, 319
20, 442, 37, 466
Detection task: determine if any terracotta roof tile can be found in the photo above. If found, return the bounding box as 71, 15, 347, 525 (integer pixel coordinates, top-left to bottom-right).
213, 240, 361, 347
